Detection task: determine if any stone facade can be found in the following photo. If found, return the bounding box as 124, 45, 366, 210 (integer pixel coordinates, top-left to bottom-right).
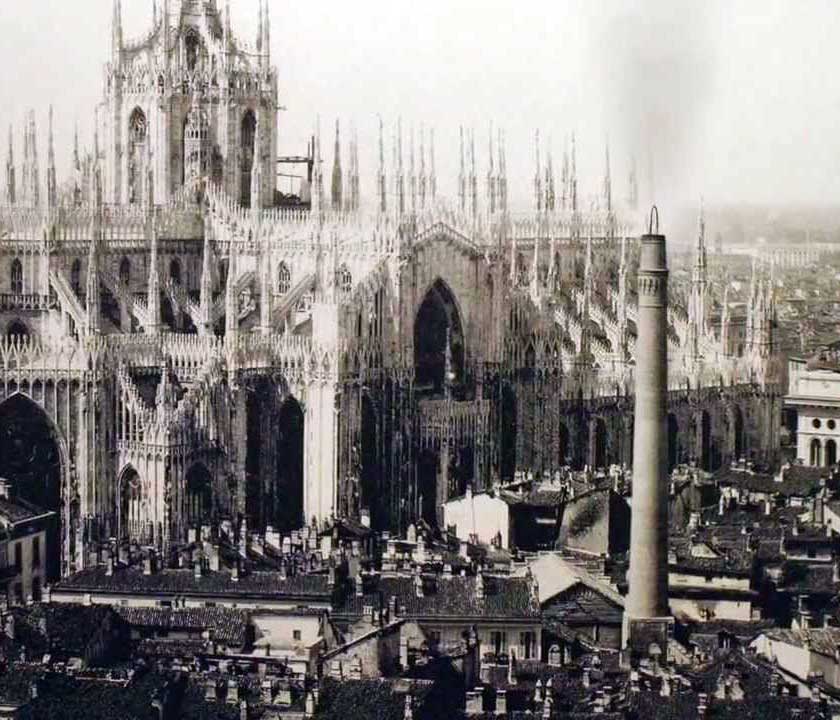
0, 1, 781, 578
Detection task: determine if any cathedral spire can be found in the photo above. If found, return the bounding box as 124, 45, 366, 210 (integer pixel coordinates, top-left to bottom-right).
458, 126, 466, 213
628, 155, 638, 210
225, 250, 238, 339
410, 125, 418, 212
259, 225, 272, 335
720, 282, 730, 356
429, 127, 437, 200
86, 217, 101, 336
331, 119, 342, 211
396, 118, 405, 214
263, 0, 272, 67
534, 130, 542, 212
112, 0, 123, 61
545, 148, 555, 212
561, 135, 569, 212
377, 116, 386, 213
257, 0, 264, 55
5, 124, 14, 205
311, 117, 323, 213
418, 125, 426, 209
498, 128, 507, 213
570, 132, 578, 214
603, 139, 612, 214
487, 123, 496, 214
47, 105, 57, 210
28, 111, 39, 208
146, 214, 161, 335
469, 128, 477, 218
199, 229, 214, 335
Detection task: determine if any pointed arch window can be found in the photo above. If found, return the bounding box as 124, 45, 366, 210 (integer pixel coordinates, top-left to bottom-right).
337, 265, 352, 294
70, 259, 82, 296
169, 258, 182, 284
119, 257, 131, 286
277, 262, 291, 294
10, 259, 22, 294
183, 104, 209, 185
128, 108, 147, 205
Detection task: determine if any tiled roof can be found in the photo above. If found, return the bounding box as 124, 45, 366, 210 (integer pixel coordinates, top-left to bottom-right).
714, 467, 825, 497
53, 566, 333, 600
529, 553, 624, 608
114, 606, 249, 645
0, 496, 52, 525
337, 574, 539, 620
5, 603, 115, 659
760, 627, 840, 657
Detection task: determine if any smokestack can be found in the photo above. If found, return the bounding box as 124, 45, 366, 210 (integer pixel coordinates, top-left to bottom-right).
624, 207, 672, 663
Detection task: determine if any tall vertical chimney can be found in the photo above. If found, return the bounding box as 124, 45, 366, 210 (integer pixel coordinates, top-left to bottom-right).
624, 208, 672, 662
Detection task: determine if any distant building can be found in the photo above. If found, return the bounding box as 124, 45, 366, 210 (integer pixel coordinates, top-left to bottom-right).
786, 345, 840, 466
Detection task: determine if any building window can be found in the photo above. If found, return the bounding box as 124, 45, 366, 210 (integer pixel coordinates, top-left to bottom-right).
490, 631, 507, 656
31, 577, 41, 602
520, 631, 535, 660
829, 420, 837, 430
70, 259, 82, 295
13, 544, 21, 573
277, 262, 291, 295
10, 259, 22, 294
429, 630, 441, 647
170, 259, 182, 285
119, 257, 131, 286
13, 584, 22, 605
31, 537, 39, 569
293, 630, 302, 641
337, 265, 352, 294
813, 418, 822, 429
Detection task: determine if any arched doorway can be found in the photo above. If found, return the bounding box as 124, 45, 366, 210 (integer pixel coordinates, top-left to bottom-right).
592, 418, 608, 469
810, 438, 822, 467
826, 439, 837, 467
732, 406, 745, 461
360, 395, 378, 525
118, 466, 143, 543
169, 259, 182, 285
276, 397, 304, 531
500, 386, 517, 481
185, 464, 212, 527
558, 422, 570, 468
119, 257, 131, 286
241, 110, 257, 208
0, 394, 62, 580
246, 392, 263, 526
417, 448, 440, 528
414, 279, 465, 396
668, 414, 679, 472
700, 411, 712, 471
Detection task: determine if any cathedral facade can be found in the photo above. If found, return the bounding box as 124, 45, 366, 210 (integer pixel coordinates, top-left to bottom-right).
0, 0, 780, 577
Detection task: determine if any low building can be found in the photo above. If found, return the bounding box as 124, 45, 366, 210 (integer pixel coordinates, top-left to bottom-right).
0, 480, 55, 607
751, 627, 840, 695
51, 563, 334, 611
529, 553, 625, 656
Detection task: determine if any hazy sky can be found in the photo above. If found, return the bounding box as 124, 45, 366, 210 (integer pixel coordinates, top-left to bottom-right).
1, 0, 840, 216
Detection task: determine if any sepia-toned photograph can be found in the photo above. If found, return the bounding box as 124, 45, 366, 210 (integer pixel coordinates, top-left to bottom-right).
0, 0, 838, 717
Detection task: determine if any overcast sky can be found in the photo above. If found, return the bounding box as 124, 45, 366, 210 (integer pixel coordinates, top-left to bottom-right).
1, 0, 839, 217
